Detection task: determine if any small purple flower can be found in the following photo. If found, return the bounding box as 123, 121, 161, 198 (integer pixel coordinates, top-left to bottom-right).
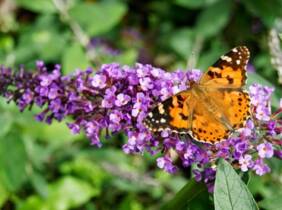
239, 154, 253, 172
253, 159, 271, 176
109, 110, 123, 131
115, 93, 131, 107
193, 169, 202, 182
91, 74, 107, 89
101, 87, 116, 108
67, 122, 81, 134
156, 156, 177, 173
139, 77, 153, 91
257, 142, 274, 158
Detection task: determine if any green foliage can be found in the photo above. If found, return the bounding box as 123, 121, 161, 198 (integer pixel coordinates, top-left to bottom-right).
0, 132, 28, 191
214, 159, 258, 210
69, 1, 127, 36
195, 0, 232, 38
0, 0, 282, 209
62, 42, 91, 74
15, 0, 56, 13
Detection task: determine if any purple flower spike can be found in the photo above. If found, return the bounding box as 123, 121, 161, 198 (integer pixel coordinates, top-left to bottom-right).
0, 61, 281, 191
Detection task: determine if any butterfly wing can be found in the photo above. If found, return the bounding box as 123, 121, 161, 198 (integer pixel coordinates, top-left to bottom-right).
200, 46, 250, 88
209, 89, 251, 129
191, 100, 231, 144
191, 46, 251, 144
144, 91, 194, 133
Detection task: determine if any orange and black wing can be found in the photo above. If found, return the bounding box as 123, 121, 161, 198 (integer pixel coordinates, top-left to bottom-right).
200, 46, 250, 88
144, 91, 194, 134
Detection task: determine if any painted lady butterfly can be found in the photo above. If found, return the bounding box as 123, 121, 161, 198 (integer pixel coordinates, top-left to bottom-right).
144, 46, 251, 144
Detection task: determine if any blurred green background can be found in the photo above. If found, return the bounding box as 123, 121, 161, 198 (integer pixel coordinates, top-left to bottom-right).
0, 0, 282, 209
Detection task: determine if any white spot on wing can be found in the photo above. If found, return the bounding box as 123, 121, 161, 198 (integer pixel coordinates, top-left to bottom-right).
160, 118, 166, 123
158, 103, 165, 114
221, 55, 232, 62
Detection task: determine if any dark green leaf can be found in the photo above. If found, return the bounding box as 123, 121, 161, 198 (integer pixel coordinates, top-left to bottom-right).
195, 0, 232, 38
214, 159, 258, 210
242, 0, 282, 27
69, 2, 127, 36
62, 43, 91, 74
0, 132, 28, 191
161, 179, 206, 210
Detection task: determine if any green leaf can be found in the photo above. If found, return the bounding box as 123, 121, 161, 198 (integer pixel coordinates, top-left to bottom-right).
0, 180, 8, 208
169, 28, 194, 59
259, 193, 282, 210
60, 156, 107, 190
18, 176, 98, 210
195, 0, 232, 38
214, 159, 258, 210
0, 111, 13, 138
242, 0, 282, 27
279, 33, 282, 40
62, 43, 91, 74
46, 176, 98, 210
175, 0, 220, 8
15, 0, 56, 13
70, 2, 127, 36
17, 196, 44, 210
115, 49, 138, 65
15, 15, 69, 64
0, 132, 28, 191
30, 172, 49, 198
31, 29, 69, 61
161, 179, 206, 210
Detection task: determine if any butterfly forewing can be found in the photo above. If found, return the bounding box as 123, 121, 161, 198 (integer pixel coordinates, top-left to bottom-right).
200, 46, 250, 88
144, 91, 193, 133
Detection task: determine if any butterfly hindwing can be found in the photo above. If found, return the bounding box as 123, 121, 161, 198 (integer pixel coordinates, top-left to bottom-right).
144, 91, 193, 133
191, 100, 231, 144
200, 46, 250, 88
208, 89, 251, 129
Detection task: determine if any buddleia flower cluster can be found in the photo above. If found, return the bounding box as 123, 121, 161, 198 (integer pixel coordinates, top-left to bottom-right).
0, 62, 281, 192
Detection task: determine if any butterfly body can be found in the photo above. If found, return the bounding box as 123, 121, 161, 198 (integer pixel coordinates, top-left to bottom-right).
144, 46, 251, 144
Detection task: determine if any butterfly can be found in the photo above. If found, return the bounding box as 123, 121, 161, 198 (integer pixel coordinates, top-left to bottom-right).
144, 46, 251, 144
